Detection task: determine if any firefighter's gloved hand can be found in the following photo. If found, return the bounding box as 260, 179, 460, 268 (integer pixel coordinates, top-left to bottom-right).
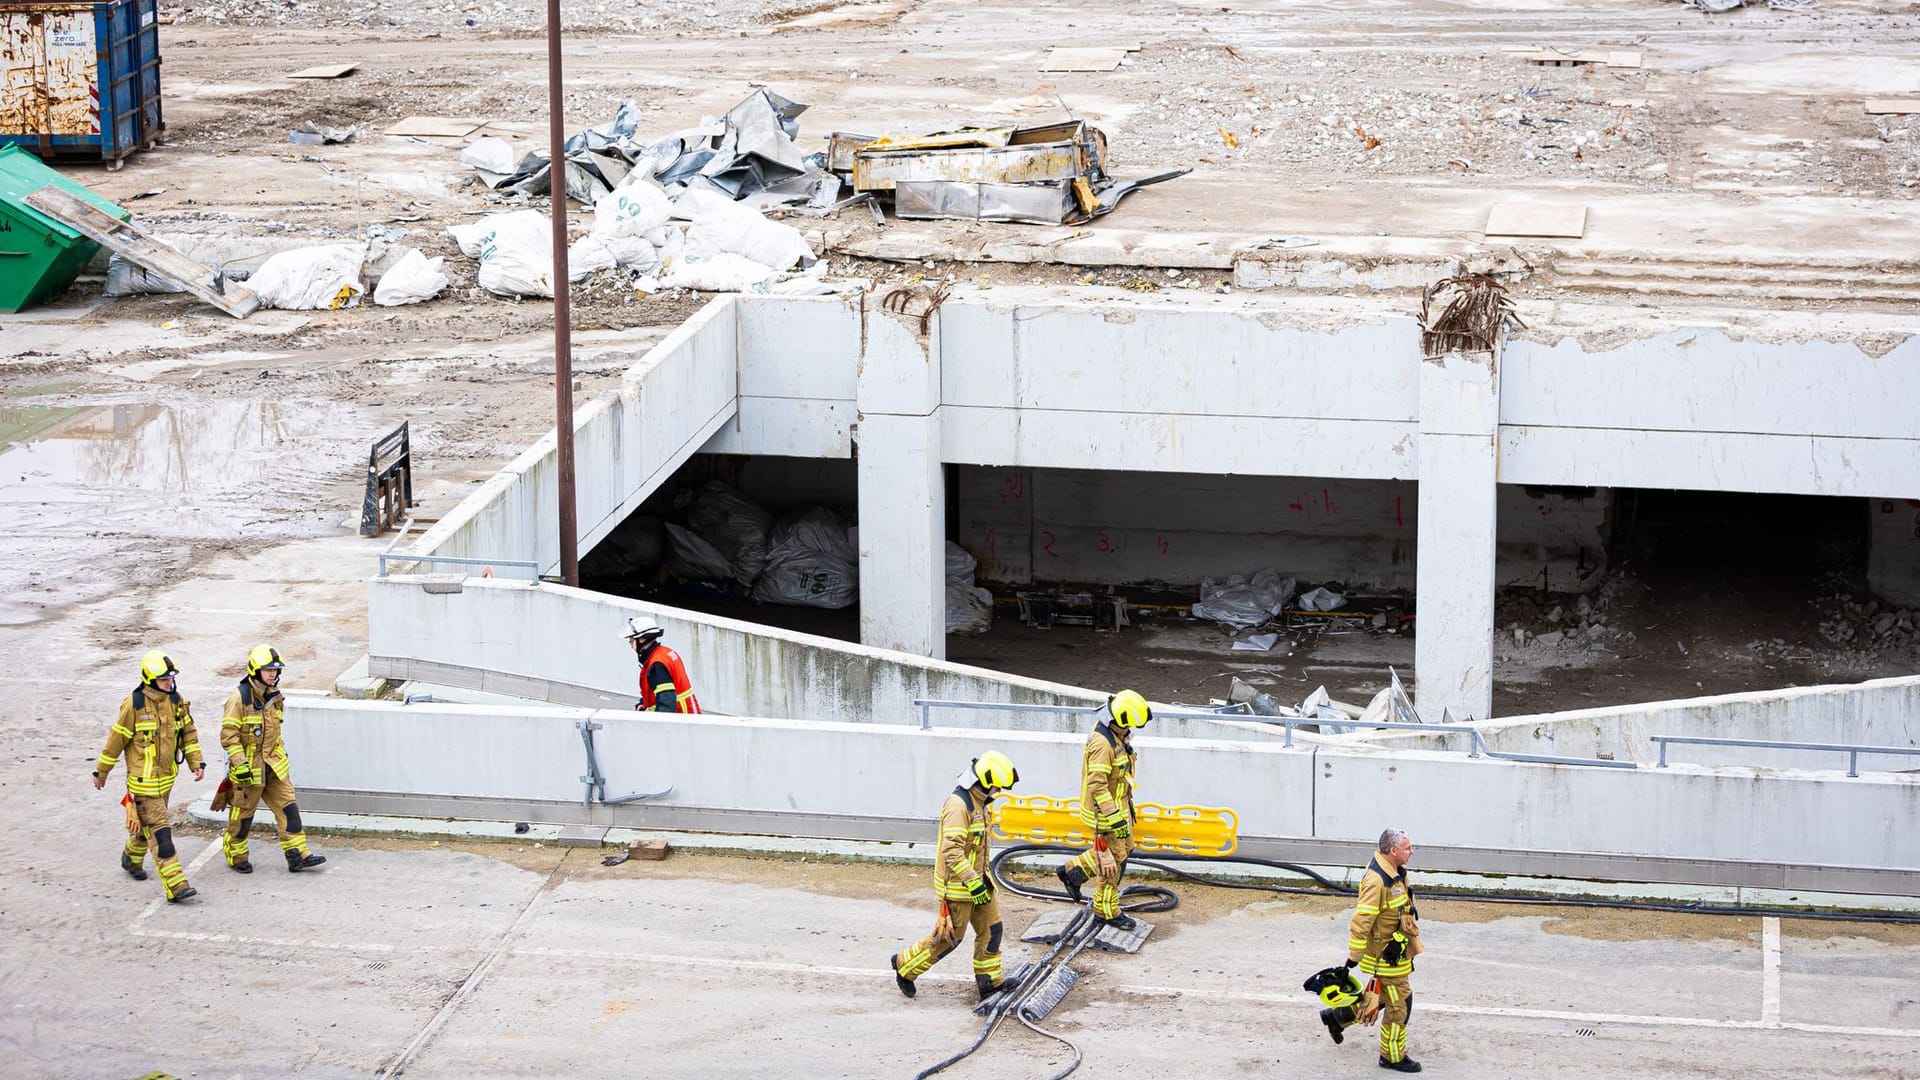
966, 876, 992, 905
1344, 958, 1358, 969
231, 761, 256, 786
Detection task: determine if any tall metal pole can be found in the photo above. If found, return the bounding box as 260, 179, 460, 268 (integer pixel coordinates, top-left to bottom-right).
546, 0, 579, 587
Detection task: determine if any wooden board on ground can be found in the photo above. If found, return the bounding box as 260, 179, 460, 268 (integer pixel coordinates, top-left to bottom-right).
1041, 47, 1129, 72
1864, 99, 1920, 115
23, 187, 261, 318
288, 62, 359, 79
1485, 202, 1589, 239
384, 116, 484, 138
1522, 48, 1642, 68
470, 121, 540, 140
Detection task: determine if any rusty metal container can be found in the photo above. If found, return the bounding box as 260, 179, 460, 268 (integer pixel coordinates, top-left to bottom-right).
1, 0, 163, 166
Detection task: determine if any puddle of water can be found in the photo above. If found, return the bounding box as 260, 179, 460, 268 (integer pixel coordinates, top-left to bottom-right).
0, 399, 373, 625
0, 400, 356, 491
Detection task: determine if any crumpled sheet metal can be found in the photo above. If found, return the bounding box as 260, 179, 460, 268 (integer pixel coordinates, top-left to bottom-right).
472, 90, 829, 206
893, 169, 1188, 226
850, 120, 1108, 193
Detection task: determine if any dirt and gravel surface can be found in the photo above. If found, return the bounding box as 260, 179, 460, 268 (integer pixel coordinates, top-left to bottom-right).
5, 1, 1920, 1075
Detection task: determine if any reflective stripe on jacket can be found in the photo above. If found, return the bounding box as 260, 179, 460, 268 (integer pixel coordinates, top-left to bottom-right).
933, 785, 990, 901
638, 645, 702, 713
1075, 722, 1135, 832
1348, 856, 1417, 977
221, 677, 288, 781
96, 685, 203, 797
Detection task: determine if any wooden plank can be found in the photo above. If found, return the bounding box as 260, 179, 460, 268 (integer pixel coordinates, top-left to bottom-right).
288, 62, 359, 79
1040, 47, 1128, 72
1522, 48, 1641, 68
1864, 99, 1920, 115
1485, 202, 1589, 239
23, 187, 261, 318
383, 116, 484, 138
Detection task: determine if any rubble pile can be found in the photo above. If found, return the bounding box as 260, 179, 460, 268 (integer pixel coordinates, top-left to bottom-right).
1817, 592, 1918, 652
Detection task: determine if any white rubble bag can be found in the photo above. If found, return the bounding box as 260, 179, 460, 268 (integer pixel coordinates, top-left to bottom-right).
597, 180, 674, 239
474, 210, 554, 298
664, 522, 735, 581
675, 187, 814, 270
103, 254, 184, 296
945, 542, 993, 635
1192, 568, 1297, 630
686, 481, 774, 586
245, 244, 366, 310
372, 248, 449, 306
752, 507, 858, 609
460, 136, 518, 178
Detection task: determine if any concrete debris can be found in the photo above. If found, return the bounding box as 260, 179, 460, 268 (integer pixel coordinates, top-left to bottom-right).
1675, 0, 1815, 10
288, 121, 356, 145
1818, 593, 1917, 652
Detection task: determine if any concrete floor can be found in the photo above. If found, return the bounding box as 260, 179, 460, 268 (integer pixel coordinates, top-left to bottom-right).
7, 839, 1917, 1078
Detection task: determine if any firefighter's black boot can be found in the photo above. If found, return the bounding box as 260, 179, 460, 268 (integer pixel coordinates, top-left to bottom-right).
976, 974, 1004, 1002
120, 851, 148, 881
1379, 1056, 1422, 1073
1321, 1007, 1348, 1044
890, 954, 916, 999
229, 858, 253, 874
167, 886, 197, 903
1098, 911, 1137, 932
1056, 862, 1086, 903
286, 849, 326, 872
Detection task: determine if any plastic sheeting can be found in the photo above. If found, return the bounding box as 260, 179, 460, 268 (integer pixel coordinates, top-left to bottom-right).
1192, 568, 1297, 630
945, 542, 993, 635
687, 480, 774, 586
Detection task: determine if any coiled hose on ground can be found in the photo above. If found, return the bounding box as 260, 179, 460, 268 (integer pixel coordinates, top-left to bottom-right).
990, 842, 1920, 925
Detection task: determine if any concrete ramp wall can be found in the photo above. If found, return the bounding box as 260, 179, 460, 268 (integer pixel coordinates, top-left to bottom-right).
366, 575, 1116, 727
1357, 675, 1920, 769
401, 297, 739, 575
288, 697, 1920, 895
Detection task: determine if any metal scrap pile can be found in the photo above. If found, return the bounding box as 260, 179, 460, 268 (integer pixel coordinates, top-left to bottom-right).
471, 90, 833, 207
825, 121, 1187, 225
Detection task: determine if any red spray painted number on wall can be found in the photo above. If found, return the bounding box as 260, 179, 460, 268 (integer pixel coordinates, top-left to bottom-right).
984, 527, 996, 562
1041, 531, 1059, 558
999, 474, 1025, 501
1157, 535, 1170, 556
1097, 532, 1113, 553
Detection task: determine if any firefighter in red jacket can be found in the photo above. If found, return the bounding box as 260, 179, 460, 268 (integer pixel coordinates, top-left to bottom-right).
627, 616, 701, 713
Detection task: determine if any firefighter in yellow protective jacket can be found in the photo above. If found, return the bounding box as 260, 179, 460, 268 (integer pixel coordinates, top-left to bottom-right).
92, 651, 205, 903
1321, 828, 1424, 1073
1054, 689, 1151, 929
216, 645, 326, 874
890, 752, 1021, 1002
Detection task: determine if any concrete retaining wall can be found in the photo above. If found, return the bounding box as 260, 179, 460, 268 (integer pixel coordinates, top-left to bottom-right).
402, 297, 739, 574
365, 575, 1287, 742
1357, 675, 1920, 769
287, 697, 1920, 892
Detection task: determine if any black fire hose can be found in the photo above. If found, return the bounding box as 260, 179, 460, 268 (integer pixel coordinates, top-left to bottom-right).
990, 843, 1920, 925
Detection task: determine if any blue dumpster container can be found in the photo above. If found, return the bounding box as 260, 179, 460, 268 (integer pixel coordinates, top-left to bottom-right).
0, 0, 164, 166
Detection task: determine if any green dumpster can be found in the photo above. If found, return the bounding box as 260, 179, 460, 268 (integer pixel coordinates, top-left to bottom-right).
0, 145, 131, 312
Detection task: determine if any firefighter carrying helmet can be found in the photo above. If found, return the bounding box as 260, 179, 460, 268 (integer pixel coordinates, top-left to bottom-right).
625, 616, 664, 645
247, 644, 285, 678
139, 650, 179, 685
1303, 965, 1364, 1009
1107, 689, 1152, 729
971, 751, 1019, 793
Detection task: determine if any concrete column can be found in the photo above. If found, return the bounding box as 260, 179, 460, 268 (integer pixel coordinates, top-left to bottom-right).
855, 291, 946, 657
1868, 497, 1920, 607
1416, 349, 1499, 720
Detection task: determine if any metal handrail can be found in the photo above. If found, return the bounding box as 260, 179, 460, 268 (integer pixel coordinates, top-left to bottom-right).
375, 520, 540, 581
908, 698, 1636, 769
1652, 735, 1920, 777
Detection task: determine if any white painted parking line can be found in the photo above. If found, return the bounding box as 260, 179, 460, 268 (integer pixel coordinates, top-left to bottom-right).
132, 836, 223, 924
1762, 916, 1782, 1024
129, 927, 395, 952
499, 946, 1920, 1041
